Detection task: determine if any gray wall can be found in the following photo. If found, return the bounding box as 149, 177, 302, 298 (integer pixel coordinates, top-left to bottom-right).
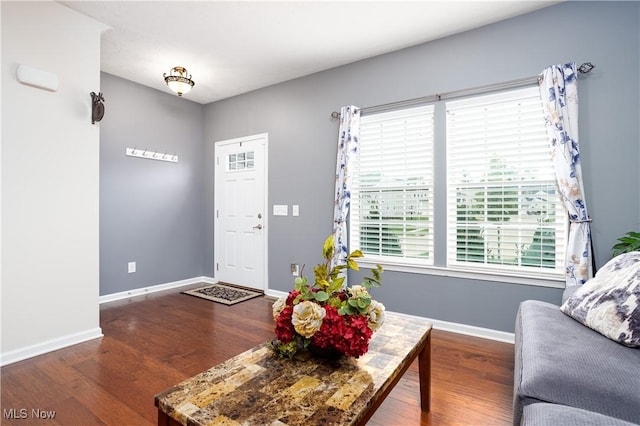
98, 2, 639, 333
100, 72, 205, 295
203, 2, 640, 332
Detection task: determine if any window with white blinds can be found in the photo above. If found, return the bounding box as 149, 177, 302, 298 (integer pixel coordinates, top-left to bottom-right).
446, 87, 566, 277
350, 105, 434, 265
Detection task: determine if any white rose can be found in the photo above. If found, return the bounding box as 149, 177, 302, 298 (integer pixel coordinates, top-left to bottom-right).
367, 300, 386, 331
349, 285, 370, 299
272, 296, 287, 321
292, 301, 326, 338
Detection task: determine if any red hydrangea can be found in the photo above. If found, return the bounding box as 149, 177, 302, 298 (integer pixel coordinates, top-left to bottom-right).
311, 304, 373, 358
310, 305, 343, 349
286, 290, 300, 305
343, 314, 373, 357
275, 306, 295, 343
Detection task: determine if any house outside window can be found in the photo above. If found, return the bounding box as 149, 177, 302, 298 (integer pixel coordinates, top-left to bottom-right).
350, 86, 567, 284
350, 105, 435, 266
446, 87, 566, 278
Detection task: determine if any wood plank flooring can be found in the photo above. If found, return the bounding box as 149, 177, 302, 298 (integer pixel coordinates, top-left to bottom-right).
1, 285, 514, 425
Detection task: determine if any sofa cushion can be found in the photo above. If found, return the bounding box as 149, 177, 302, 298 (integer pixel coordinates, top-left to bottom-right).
514, 300, 640, 425
561, 251, 640, 347
522, 403, 639, 426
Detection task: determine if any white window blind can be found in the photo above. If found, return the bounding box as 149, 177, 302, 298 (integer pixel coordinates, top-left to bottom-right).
351, 105, 434, 265
446, 87, 566, 277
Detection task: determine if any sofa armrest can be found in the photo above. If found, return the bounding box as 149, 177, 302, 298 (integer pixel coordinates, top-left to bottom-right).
514, 300, 640, 425
561, 285, 580, 304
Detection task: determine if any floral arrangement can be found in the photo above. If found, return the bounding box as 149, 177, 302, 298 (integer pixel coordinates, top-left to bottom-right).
270, 235, 384, 358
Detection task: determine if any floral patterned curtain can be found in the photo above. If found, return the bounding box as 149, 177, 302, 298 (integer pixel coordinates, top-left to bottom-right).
539, 62, 593, 286
332, 105, 361, 269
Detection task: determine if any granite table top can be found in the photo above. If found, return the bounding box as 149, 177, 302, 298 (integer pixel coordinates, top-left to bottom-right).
155, 312, 432, 426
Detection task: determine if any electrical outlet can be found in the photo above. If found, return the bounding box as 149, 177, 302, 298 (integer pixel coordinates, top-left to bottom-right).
290, 263, 299, 276
128, 261, 136, 273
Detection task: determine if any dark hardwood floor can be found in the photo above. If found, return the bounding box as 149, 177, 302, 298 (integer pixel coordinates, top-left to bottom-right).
1, 285, 514, 425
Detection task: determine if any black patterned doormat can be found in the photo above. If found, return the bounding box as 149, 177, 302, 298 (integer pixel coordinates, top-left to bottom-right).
182, 283, 262, 306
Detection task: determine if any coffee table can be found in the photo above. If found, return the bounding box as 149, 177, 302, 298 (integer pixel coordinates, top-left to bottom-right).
155, 312, 432, 425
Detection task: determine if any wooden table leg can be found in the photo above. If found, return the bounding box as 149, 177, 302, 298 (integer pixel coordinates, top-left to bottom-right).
418, 331, 431, 411
158, 410, 180, 426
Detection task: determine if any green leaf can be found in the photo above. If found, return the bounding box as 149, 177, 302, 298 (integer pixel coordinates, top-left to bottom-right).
323, 235, 334, 260
612, 231, 640, 256
347, 259, 359, 271
328, 277, 345, 294
314, 291, 329, 302
375, 264, 384, 276
317, 279, 330, 289
619, 237, 638, 244
294, 276, 307, 291
361, 264, 384, 289
357, 298, 370, 309
339, 305, 355, 315
328, 297, 343, 308
314, 264, 328, 282
332, 264, 347, 272
349, 250, 364, 258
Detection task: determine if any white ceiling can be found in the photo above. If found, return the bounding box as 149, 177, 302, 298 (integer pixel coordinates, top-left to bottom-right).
60, 1, 559, 105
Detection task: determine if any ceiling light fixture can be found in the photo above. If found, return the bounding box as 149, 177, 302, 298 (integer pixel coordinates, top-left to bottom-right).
163, 66, 194, 96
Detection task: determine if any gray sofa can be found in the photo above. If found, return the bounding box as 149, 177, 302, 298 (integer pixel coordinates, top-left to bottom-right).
514, 296, 640, 425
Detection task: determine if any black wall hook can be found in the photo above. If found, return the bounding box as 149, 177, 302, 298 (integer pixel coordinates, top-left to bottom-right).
90, 92, 105, 124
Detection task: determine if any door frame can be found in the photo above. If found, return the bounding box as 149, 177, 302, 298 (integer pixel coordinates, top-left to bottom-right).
213, 133, 269, 292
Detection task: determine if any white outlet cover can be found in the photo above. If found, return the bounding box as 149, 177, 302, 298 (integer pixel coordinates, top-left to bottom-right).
128, 262, 136, 273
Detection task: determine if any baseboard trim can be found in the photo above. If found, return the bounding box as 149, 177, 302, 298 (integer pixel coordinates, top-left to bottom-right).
264, 288, 284, 300
0, 327, 103, 367
264, 289, 514, 344
99, 276, 215, 304
391, 310, 515, 344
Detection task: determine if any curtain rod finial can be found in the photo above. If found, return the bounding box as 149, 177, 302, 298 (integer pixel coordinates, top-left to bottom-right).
330, 111, 341, 119
578, 62, 595, 74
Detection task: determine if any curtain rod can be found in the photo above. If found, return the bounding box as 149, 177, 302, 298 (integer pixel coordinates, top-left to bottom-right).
330, 62, 595, 119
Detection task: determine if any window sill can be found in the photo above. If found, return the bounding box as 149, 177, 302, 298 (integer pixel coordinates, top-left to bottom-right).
355, 259, 565, 289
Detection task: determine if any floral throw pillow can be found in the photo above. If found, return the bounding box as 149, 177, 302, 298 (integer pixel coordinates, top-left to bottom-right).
560, 251, 640, 347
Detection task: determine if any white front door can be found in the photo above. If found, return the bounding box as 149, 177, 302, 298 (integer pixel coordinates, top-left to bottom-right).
214, 134, 268, 291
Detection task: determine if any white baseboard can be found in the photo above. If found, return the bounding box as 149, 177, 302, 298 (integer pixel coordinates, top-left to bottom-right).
0, 327, 103, 367
99, 276, 215, 304
264, 288, 287, 299
390, 310, 515, 344
264, 289, 514, 344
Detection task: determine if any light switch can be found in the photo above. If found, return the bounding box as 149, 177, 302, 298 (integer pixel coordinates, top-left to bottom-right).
273, 204, 288, 216
292, 205, 299, 216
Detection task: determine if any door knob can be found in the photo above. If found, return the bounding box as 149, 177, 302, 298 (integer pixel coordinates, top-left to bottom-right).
253, 224, 263, 230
